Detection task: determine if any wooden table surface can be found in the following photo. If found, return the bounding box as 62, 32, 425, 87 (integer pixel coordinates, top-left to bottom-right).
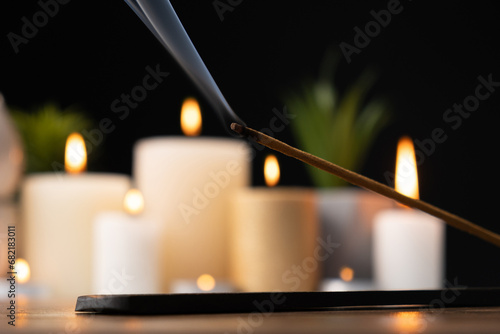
2, 297, 500, 334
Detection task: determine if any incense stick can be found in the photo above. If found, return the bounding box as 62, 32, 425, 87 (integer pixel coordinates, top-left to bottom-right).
231, 123, 500, 248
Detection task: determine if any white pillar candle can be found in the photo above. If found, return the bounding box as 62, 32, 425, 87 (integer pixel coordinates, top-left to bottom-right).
372, 136, 445, 290
230, 155, 319, 292
21, 174, 130, 298
133, 98, 250, 292
373, 209, 444, 290
20, 133, 130, 299
92, 189, 159, 294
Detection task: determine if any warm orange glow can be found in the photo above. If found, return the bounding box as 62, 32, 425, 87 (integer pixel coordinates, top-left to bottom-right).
339, 266, 354, 282
65, 132, 87, 174
196, 274, 216, 291
124, 189, 144, 215
15, 258, 30, 284
181, 97, 202, 136
391, 312, 425, 332
264, 154, 280, 187
395, 136, 419, 200
124, 319, 142, 331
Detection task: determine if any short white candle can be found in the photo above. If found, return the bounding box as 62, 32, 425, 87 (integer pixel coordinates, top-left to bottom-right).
373, 136, 445, 290
373, 209, 444, 290
92, 189, 159, 294
0, 258, 50, 300
20, 133, 130, 298
133, 98, 250, 292
230, 155, 319, 292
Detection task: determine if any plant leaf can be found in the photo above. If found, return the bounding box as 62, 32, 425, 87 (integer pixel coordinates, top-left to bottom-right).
10, 103, 94, 174
284, 53, 391, 188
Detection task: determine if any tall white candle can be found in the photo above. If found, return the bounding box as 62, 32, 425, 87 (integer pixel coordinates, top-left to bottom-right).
93, 189, 159, 294
20, 133, 130, 299
133, 98, 250, 292
373, 136, 445, 290
230, 155, 319, 292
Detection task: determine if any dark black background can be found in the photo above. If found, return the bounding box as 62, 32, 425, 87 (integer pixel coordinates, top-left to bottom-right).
1, 1, 499, 287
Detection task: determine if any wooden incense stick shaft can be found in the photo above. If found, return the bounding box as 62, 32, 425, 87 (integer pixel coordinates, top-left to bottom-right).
231, 123, 500, 248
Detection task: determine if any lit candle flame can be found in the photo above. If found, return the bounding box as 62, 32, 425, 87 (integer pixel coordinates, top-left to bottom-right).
395, 136, 419, 200
15, 258, 30, 284
65, 132, 87, 174
196, 274, 215, 291
124, 188, 144, 215
264, 154, 280, 187
339, 266, 354, 282
180, 97, 202, 136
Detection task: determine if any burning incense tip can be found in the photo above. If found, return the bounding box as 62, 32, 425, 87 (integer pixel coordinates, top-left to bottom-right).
230, 123, 244, 134
231, 122, 253, 139
232, 123, 500, 248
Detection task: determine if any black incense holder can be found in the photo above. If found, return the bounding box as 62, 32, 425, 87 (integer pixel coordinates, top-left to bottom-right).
75, 288, 500, 315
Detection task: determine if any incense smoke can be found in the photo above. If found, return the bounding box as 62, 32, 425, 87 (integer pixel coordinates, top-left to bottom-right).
124, 0, 246, 133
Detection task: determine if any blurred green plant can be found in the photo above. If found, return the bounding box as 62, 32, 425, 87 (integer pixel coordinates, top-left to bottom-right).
283, 52, 391, 188
10, 103, 94, 174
